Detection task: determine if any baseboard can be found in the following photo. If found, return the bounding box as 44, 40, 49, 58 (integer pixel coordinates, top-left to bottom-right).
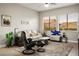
68, 40, 78, 43
0, 45, 6, 48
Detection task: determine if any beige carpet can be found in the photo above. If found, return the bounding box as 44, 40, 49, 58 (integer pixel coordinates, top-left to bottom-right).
15, 41, 74, 56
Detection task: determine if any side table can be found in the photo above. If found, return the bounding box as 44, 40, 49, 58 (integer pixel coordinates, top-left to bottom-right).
39, 37, 50, 45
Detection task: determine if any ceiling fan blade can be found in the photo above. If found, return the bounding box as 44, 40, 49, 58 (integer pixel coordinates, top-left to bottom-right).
50, 3, 56, 5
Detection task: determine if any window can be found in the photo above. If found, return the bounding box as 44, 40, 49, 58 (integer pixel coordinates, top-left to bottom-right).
58, 13, 78, 30
50, 16, 57, 30
68, 13, 78, 30
43, 16, 57, 31
43, 13, 78, 31
58, 15, 67, 30
43, 17, 50, 31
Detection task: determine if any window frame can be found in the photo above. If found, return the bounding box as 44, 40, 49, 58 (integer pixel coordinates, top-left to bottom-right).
43, 16, 57, 31
67, 13, 78, 31
43, 13, 78, 31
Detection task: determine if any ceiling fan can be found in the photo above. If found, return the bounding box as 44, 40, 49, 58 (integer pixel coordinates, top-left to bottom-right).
44, 3, 56, 7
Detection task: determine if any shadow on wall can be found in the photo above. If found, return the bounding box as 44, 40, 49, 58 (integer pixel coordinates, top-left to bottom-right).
63, 31, 78, 42
0, 35, 7, 48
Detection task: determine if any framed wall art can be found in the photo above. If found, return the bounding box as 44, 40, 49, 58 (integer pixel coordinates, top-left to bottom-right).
1, 15, 11, 27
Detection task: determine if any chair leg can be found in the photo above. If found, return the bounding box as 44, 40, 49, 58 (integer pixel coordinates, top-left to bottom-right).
22, 49, 35, 55
65, 37, 68, 43
59, 37, 62, 42
37, 47, 45, 52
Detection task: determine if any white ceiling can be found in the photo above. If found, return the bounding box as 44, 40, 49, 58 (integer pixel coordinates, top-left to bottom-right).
19, 3, 76, 12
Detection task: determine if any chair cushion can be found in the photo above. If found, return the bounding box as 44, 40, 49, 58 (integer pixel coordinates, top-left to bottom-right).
51, 30, 60, 35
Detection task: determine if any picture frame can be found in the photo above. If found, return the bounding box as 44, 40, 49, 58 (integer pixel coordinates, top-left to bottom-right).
1, 15, 11, 27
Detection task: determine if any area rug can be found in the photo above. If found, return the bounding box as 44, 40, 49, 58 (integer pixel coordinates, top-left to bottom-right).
15, 41, 74, 56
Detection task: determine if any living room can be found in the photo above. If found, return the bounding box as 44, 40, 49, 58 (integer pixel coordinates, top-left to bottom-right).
0, 3, 78, 56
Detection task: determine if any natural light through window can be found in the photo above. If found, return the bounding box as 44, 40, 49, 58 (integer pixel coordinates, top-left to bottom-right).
58, 15, 67, 30
68, 13, 77, 30
43, 13, 78, 31
43, 17, 50, 31
50, 16, 57, 30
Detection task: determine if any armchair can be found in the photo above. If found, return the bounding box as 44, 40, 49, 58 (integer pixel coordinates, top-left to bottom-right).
21, 31, 36, 54
21, 31, 45, 54
36, 40, 45, 52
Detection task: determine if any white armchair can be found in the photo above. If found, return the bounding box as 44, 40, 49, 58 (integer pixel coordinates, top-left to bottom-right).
25, 30, 42, 39
16, 30, 42, 40
46, 31, 60, 41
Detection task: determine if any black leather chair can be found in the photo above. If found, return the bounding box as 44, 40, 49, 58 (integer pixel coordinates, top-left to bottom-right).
21, 31, 36, 54
21, 31, 45, 54
36, 40, 45, 52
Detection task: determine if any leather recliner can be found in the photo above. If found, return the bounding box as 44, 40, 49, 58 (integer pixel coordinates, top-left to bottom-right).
21, 31, 36, 54
21, 31, 45, 54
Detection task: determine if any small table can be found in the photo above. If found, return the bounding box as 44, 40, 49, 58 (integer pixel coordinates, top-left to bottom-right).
39, 37, 50, 45
29, 37, 50, 45
39, 37, 50, 40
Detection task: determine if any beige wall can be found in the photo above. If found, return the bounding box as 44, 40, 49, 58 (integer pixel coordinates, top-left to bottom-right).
39, 4, 79, 42
0, 3, 39, 47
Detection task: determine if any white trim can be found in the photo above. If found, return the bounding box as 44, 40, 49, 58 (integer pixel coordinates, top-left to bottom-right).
0, 45, 6, 48
68, 40, 78, 43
